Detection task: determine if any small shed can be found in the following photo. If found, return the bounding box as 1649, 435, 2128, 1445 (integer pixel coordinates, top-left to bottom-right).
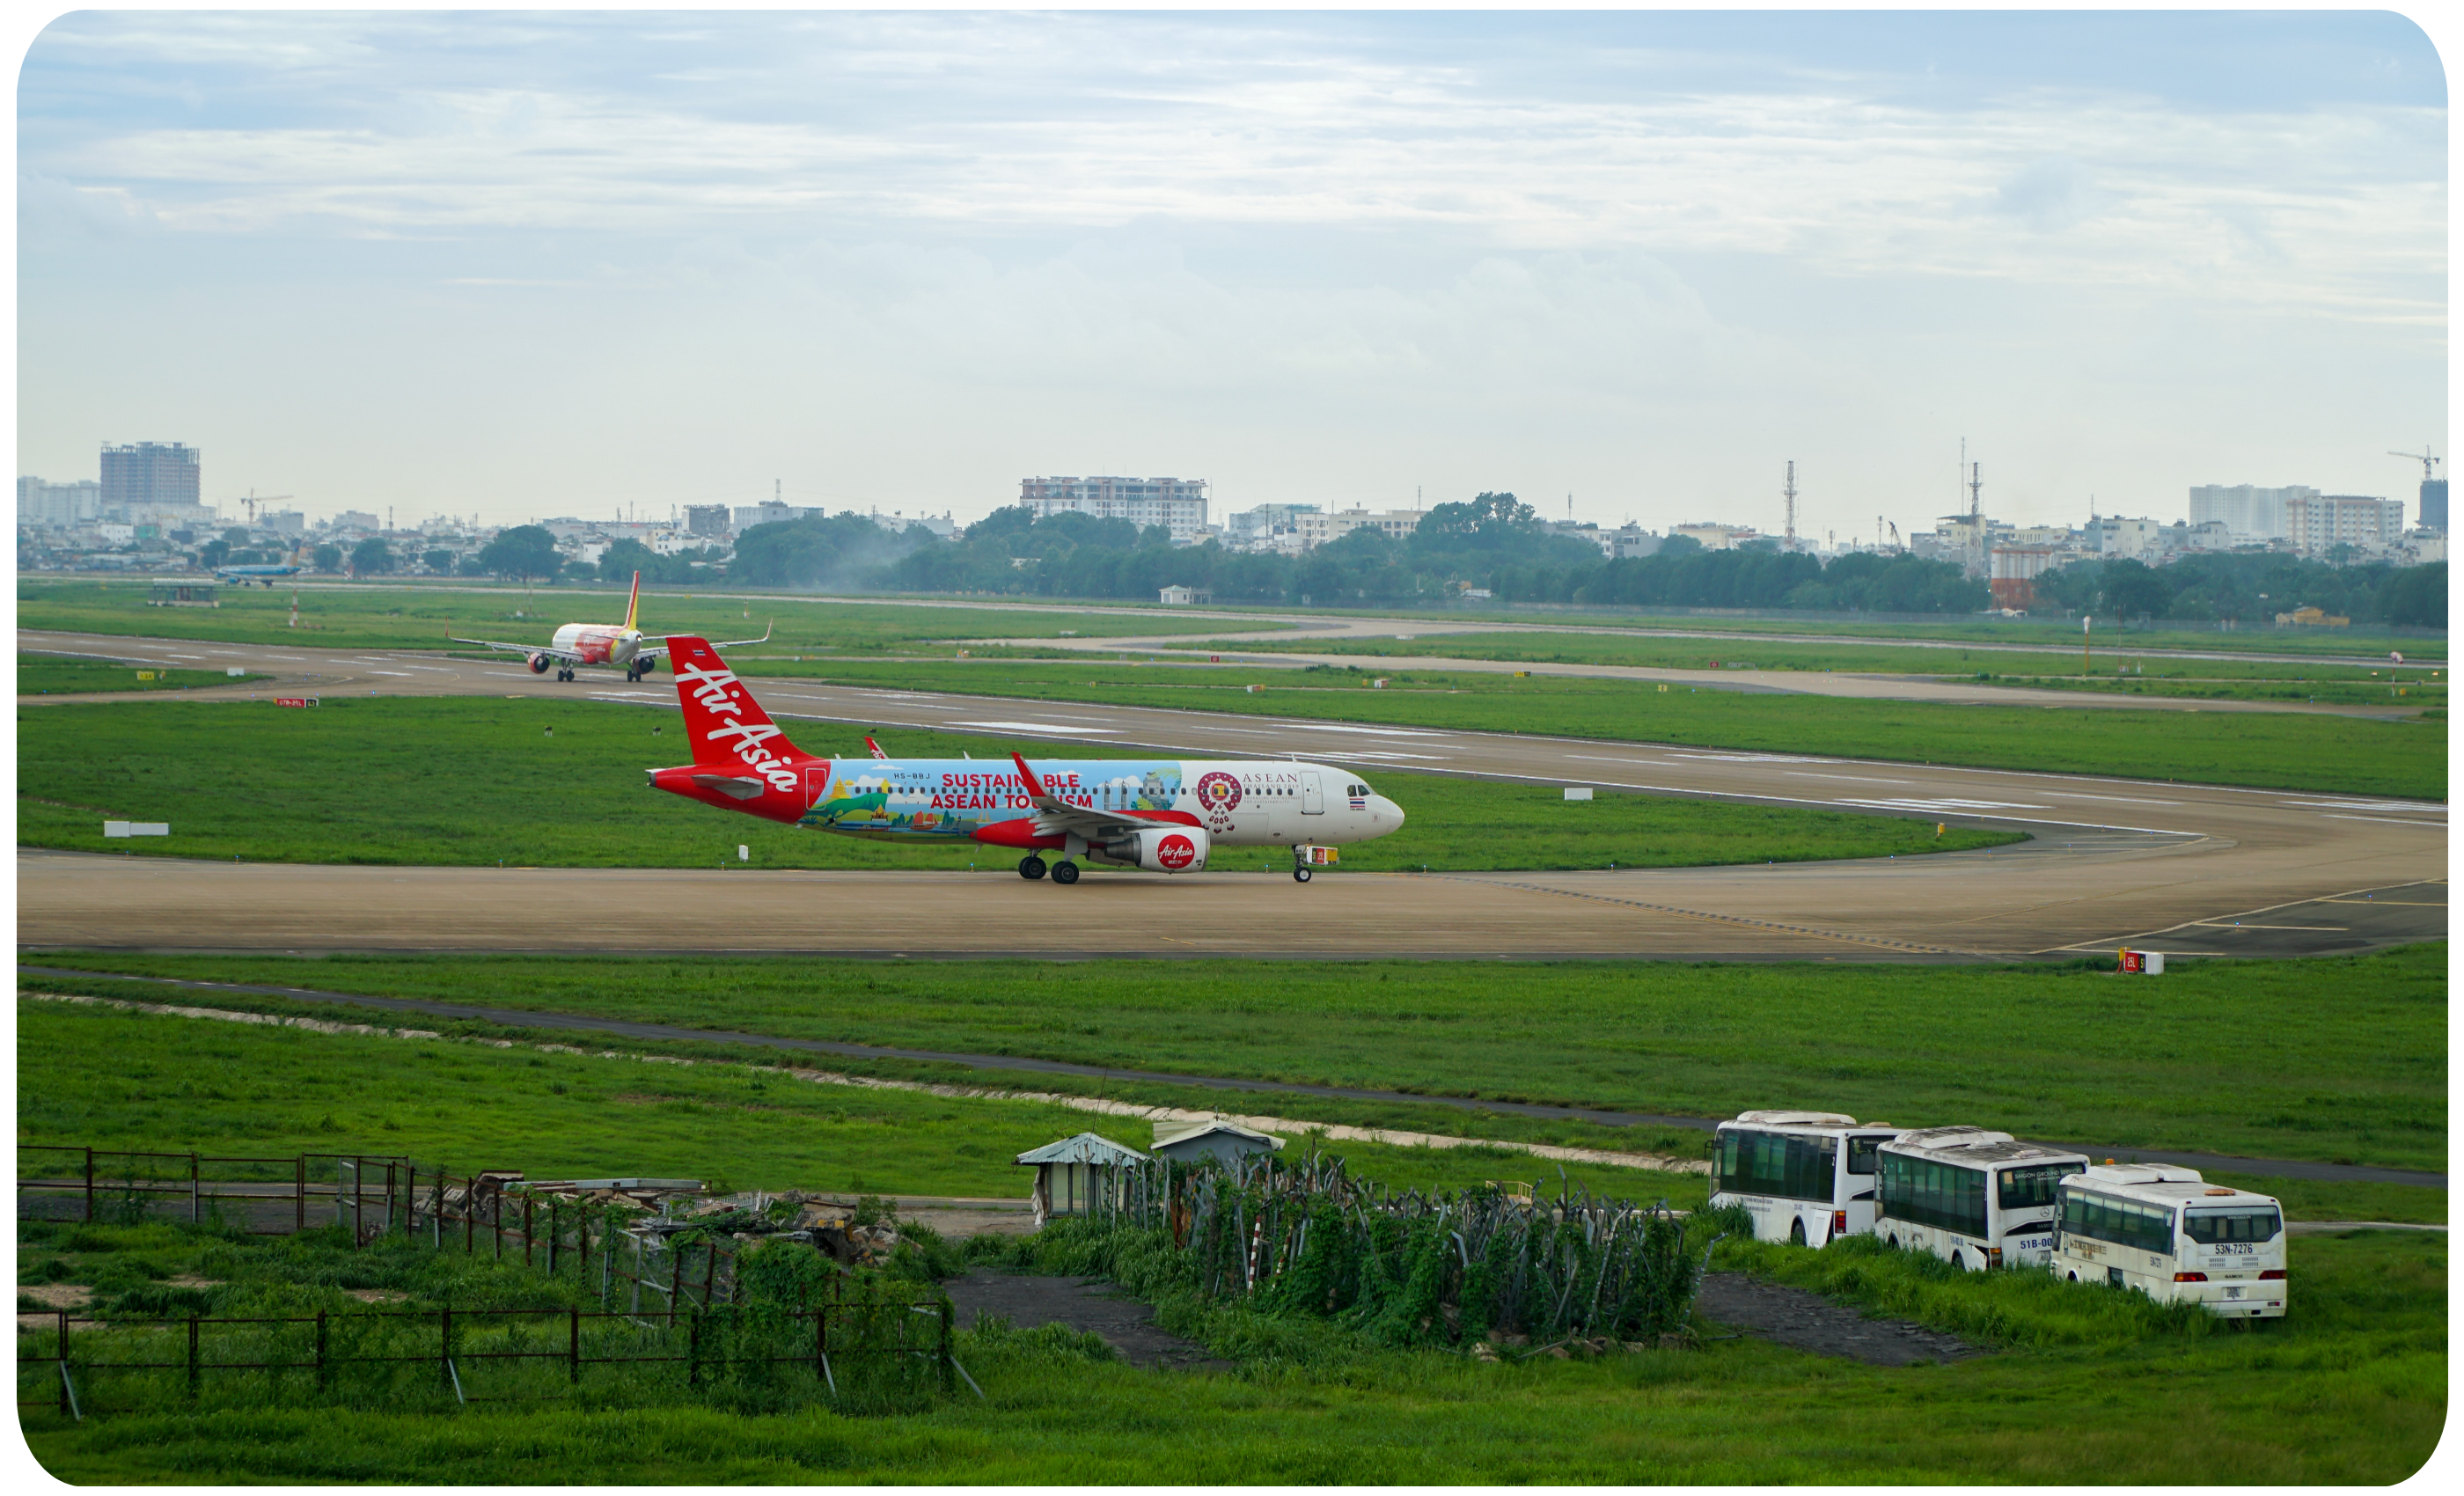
1152, 1118, 1284, 1169
1158, 584, 1213, 605
1016, 1132, 1148, 1228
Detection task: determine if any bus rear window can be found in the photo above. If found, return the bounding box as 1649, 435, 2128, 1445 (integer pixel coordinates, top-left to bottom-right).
1846, 1137, 1884, 1175
2183, 1209, 2282, 1244
1998, 1162, 2083, 1211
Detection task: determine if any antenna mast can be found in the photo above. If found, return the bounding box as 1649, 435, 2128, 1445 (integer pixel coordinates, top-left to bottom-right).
1968, 461, 1982, 519
1783, 461, 1798, 551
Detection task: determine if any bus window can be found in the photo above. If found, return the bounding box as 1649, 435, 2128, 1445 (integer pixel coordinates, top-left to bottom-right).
1719, 1129, 1837, 1202
1846, 1137, 1883, 1175
1998, 1162, 2081, 1211
2064, 1191, 2175, 1256
2183, 1208, 2282, 1244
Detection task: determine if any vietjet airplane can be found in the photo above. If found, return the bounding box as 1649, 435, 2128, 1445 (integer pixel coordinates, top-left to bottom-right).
646, 635, 1406, 883
451, 572, 771, 683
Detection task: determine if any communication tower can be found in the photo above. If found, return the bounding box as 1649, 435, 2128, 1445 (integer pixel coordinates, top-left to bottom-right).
1783, 461, 1798, 551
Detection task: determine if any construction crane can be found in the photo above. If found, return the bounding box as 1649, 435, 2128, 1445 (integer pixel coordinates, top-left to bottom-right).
2388, 447, 2443, 481
1888, 520, 1903, 550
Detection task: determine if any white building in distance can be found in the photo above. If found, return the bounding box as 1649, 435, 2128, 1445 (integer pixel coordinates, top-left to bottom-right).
1019, 475, 1208, 542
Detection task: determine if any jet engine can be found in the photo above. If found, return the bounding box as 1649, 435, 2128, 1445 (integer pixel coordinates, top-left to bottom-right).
527, 654, 552, 674
1100, 824, 1209, 874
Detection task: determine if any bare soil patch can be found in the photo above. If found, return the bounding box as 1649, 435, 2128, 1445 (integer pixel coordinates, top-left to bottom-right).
942, 1269, 1229, 1371
1696, 1272, 1985, 1367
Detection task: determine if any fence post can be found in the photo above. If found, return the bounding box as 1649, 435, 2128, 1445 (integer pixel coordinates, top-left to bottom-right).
440, 1302, 452, 1390
814, 1308, 826, 1383
187, 1314, 201, 1400
669, 1247, 684, 1328
938, 1299, 956, 1397
569, 1308, 581, 1385
465, 1180, 474, 1256
315, 1309, 328, 1392
387, 1162, 399, 1237
702, 1243, 718, 1309
191, 1151, 202, 1225
686, 1310, 701, 1389
524, 1195, 535, 1267
548, 1200, 560, 1276
295, 1155, 306, 1235
579, 1204, 590, 1278
56, 1311, 70, 1416
84, 1147, 94, 1223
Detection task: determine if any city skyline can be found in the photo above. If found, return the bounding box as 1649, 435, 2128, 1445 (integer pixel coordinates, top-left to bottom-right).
15, 10, 2449, 537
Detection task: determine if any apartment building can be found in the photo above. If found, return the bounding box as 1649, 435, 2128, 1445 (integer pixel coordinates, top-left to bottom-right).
1019, 475, 1209, 541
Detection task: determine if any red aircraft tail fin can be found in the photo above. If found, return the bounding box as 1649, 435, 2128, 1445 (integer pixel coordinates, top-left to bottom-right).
665, 635, 810, 782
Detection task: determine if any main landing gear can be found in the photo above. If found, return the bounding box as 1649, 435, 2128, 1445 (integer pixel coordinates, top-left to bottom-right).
1018, 854, 1081, 884
555, 666, 576, 682
1052, 862, 1080, 885
1017, 855, 1046, 881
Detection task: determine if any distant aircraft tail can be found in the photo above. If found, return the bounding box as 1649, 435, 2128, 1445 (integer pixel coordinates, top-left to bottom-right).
648, 636, 819, 820
623, 570, 642, 632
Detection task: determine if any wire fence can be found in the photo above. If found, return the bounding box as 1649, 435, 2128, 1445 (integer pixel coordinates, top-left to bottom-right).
17, 1144, 974, 1421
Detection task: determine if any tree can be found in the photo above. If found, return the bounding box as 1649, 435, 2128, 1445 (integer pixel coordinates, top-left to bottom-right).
422, 548, 453, 574
222, 526, 252, 546
199, 539, 231, 569
312, 544, 343, 573
350, 537, 395, 576
478, 524, 563, 583
2381, 562, 2446, 627
730, 513, 920, 588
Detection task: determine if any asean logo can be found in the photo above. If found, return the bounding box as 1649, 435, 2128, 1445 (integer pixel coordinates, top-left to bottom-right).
1156, 833, 1199, 870
1195, 772, 1243, 812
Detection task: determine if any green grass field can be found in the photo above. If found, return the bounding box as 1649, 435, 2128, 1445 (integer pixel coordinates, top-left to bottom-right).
16, 580, 1258, 653
22, 944, 2446, 1177
14, 696, 2016, 871
1195, 631, 2448, 706
14, 998, 1669, 1202
724, 657, 2448, 800
16, 654, 268, 695
16, 981, 2444, 1481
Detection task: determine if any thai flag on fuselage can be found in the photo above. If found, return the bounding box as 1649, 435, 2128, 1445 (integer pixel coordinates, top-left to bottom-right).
1348, 793, 1367, 810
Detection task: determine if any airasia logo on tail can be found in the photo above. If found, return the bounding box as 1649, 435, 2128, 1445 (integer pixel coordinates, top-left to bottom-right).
1156, 833, 1198, 870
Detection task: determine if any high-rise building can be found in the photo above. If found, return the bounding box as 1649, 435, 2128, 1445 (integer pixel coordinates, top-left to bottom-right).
2419, 479, 2447, 531
1018, 476, 1208, 541
686, 504, 731, 537
2188, 483, 2318, 541
100, 442, 201, 512
17, 477, 102, 527
2282, 494, 2404, 554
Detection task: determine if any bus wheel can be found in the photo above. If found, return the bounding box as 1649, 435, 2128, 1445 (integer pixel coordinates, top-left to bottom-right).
1788, 1220, 1807, 1248
2067, 1272, 2079, 1283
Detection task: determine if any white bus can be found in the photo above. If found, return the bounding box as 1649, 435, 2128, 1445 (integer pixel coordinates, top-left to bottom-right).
1875, 1126, 2087, 1271
2051, 1164, 2286, 1318
1710, 1111, 1905, 1248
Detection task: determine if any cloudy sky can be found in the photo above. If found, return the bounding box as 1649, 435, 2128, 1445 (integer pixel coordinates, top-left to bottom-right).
14, 8, 2449, 538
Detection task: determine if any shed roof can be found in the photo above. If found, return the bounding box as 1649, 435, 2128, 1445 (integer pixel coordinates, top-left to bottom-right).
1155, 1119, 1286, 1152
1015, 1132, 1148, 1167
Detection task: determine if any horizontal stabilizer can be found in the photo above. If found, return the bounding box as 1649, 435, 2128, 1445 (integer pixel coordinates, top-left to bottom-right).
691, 773, 767, 801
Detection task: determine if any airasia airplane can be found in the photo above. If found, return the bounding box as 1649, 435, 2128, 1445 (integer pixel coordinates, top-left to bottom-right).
646, 635, 1406, 883
451, 572, 770, 682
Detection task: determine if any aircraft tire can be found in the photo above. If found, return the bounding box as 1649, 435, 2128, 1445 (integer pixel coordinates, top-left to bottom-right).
1293, 866, 1313, 883
1052, 861, 1080, 885
1018, 856, 1046, 881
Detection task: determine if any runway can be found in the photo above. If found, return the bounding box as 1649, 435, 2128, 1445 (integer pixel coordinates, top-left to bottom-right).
18, 628, 2449, 960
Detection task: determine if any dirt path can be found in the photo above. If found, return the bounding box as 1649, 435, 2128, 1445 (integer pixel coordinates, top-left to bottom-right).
1695, 1272, 1985, 1367
942, 1269, 1229, 1370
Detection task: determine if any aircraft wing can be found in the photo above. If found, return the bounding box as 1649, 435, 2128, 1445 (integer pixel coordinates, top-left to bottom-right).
1008, 752, 1174, 840
447, 635, 584, 664
637, 621, 770, 664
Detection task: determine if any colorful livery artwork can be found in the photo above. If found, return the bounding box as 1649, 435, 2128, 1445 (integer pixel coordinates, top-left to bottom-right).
646, 636, 1405, 884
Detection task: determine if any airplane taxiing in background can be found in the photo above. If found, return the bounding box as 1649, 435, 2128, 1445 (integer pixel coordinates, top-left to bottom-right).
215, 562, 303, 586
646, 634, 1405, 883
452, 572, 770, 682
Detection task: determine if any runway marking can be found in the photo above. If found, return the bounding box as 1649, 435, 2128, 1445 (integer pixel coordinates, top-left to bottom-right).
1262, 722, 1449, 737
2043, 792, 2183, 805
2319, 814, 2447, 828
1435, 876, 1970, 956
2189, 921, 2350, 932
1668, 752, 1834, 764
1785, 771, 1919, 785
1837, 796, 2051, 813
949, 720, 1121, 735
365, 670, 415, 677
2284, 798, 2448, 814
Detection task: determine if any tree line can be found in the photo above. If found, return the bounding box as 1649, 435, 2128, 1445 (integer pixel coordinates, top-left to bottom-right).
407, 499, 2446, 628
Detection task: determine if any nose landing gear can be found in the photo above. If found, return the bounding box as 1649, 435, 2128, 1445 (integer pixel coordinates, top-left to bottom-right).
1293, 865, 1313, 883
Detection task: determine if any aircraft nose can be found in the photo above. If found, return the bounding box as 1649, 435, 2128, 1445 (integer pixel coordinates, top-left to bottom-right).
1374, 796, 1404, 835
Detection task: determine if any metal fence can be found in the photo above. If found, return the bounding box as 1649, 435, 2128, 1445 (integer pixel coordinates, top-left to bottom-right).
18, 1142, 977, 1420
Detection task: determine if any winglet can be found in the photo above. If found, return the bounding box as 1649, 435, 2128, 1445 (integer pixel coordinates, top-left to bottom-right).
1010, 751, 1048, 800
623, 571, 642, 632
